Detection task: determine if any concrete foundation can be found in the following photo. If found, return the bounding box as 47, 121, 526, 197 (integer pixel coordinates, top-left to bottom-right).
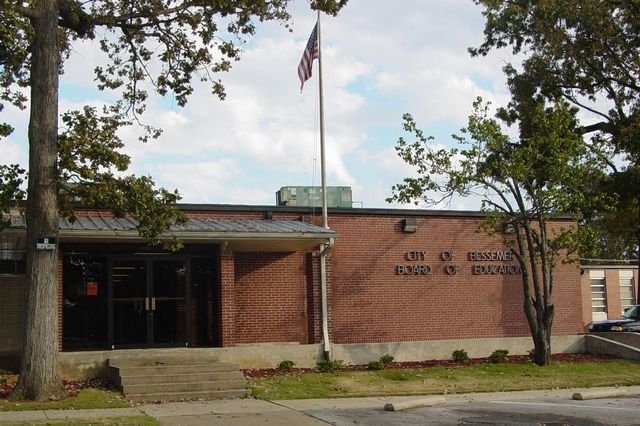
59, 344, 325, 379
58, 336, 586, 380
584, 334, 640, 361
332, 335, 585, 365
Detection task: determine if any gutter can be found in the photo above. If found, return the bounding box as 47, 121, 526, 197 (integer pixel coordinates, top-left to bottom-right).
320, 237, 334, 360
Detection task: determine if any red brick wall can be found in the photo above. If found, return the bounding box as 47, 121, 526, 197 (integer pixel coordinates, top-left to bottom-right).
58, 254, 63, 351
325, 214, 583, 343
220, 250, 235, 346
605, 269, 622, 319
232, 252, 309, 344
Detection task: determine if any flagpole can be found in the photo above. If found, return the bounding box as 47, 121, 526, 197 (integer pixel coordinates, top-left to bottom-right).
315, 9, 332, 360
317, 10, 328, 229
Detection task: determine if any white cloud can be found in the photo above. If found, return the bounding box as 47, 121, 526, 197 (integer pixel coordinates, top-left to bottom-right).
145, 160, 249, 203
8, 0, 514, 209
0, 140, 27, 166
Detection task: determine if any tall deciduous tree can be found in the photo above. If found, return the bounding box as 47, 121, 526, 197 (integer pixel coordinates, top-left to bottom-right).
388, 98, 605, 365
470, 0, 640, 267
0, 0, 348, 401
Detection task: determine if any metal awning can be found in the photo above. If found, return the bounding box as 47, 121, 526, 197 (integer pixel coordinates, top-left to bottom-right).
6, 215, 337, 252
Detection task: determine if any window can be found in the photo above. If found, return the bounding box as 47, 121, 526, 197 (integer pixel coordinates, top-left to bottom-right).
590, 270, 607, 318
0, 235, 26, 274
619, 270, 635, 314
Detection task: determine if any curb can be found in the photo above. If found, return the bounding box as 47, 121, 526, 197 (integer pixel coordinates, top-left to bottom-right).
383, 396, 447, 411
572, 388, 628, 400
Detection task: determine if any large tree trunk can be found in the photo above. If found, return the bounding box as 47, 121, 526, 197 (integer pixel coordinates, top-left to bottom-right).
10, 0, 66, 401
523, 301, 553, 366
531, 320, 552, 366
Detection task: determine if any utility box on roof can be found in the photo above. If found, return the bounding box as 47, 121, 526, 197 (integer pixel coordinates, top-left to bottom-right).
276, 186, 352, 208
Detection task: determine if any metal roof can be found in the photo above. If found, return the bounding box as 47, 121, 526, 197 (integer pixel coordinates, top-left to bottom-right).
56, 216, 335, 235
5, 215, 335, 252
9, 215, 333, 235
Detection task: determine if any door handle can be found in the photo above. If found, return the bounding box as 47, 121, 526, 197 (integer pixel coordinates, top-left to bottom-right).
145, 297, 149, 311
151, 297, 156, 311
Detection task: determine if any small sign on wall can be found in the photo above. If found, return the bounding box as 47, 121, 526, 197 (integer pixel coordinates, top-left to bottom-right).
36, 237, 56, 250
86, 282, 98, 297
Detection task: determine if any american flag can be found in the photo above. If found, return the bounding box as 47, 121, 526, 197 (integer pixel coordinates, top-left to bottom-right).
298, 23, 319, 92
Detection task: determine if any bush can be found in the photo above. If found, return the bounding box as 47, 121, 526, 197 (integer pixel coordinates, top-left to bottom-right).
317, 359, 345, 373
277, 360, 295, 371
452, 349, 469, 362
368, 360, 384, 370
489, 349, 509, 363
379, 354, 394, 365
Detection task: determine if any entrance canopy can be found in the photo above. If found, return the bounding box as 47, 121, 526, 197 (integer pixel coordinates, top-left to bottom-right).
8, 215, 337, 252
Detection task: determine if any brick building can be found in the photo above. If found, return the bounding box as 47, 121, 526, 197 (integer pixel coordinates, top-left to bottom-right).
581, 264, 638, 325
0, 204, 587, 376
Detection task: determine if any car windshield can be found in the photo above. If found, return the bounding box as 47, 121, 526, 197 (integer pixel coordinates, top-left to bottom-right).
622, 306, 639, 319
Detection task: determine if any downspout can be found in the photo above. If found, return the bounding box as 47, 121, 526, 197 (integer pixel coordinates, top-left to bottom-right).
320, 237, 334, 360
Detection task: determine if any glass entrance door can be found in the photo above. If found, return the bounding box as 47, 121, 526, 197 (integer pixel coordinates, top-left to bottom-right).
111, 258, 187, 347
112, 260, 148, 346
152, 260, 187, 344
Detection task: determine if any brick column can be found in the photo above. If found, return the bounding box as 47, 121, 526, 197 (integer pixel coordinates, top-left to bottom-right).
605, 269, 622, 319
219, 249, 235, 347
580, 270, 592, 329
306, 252, 321, 343
57, 252, 63, 352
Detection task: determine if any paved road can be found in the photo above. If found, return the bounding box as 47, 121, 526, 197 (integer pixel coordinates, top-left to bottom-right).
5, 387, 637, 425
281, 391, 640, 426
293, 394, 640, 425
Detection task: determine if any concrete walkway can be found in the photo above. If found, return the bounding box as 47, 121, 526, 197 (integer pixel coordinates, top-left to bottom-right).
1, 386, 639, 425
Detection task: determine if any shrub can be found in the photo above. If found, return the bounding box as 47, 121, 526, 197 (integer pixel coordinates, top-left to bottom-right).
452, 349, 469, 362
379, 354, 394, 365
277, 360, 295, 371
317, 359, 345, 373
368, 360, 384, 370
489, 349, 509, 363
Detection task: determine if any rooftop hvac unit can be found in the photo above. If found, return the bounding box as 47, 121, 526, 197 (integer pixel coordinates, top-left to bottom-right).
276, 186, 353, 208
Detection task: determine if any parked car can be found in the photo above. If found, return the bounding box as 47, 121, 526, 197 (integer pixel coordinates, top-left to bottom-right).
589, 305, 640, 332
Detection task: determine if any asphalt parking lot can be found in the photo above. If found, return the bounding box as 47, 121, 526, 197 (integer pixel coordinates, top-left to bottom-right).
296, 393, 640, 425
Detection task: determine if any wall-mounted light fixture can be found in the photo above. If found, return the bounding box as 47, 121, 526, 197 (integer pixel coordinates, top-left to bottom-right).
403, 218, 417, 233
502, 222, 516, 234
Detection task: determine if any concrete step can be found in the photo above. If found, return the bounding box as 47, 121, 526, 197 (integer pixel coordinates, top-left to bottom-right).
126, 388, 251, 403
109, 357, 237, 368
113, 363, 240, 376
108, 356, 224, 368
123, 378, 249, 394
108, 358, 249, 402
119, 371, 244, 385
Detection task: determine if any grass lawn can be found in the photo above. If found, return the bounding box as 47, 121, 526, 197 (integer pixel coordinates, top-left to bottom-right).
249, 359, 640, 400
0, 388, 131, 412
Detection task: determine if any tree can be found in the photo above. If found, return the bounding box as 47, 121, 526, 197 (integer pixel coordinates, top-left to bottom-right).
388, 98, 605, 366
0, 0, 348, 401
470, 0, 640, 276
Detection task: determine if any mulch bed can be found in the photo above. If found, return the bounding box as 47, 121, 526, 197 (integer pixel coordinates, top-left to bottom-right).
242, 353, 619, 378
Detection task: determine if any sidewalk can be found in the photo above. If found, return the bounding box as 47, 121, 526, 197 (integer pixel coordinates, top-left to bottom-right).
1, 386, 639, 425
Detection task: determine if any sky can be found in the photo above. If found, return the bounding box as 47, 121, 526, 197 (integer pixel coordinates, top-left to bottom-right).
1, 0, 516, 210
